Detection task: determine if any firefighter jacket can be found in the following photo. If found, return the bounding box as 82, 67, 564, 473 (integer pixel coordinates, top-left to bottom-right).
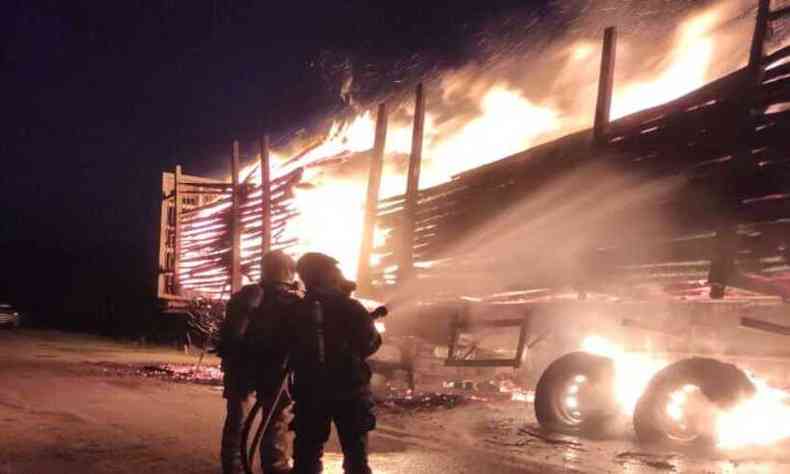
285, 288, 382, 401
243, 282, 302, 393
217, 282, 300, 392
216, 283, 263, 365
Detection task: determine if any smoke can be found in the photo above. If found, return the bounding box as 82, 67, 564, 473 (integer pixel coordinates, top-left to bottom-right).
388, 163, 685, 307
293, 0, 760, 189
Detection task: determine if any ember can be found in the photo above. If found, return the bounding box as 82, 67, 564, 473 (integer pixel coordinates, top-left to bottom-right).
91, 362, 224, 386
379, 390, 468, 412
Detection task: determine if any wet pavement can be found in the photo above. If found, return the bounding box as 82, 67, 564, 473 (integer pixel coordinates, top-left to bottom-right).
439, 398, 790, 474
3, 330, 790, 474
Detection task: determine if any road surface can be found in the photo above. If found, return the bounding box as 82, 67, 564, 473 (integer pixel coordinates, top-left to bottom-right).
1, 330, 789, 473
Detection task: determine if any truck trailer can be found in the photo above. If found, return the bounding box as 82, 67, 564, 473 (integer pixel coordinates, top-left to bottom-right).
159, 0, 790, 447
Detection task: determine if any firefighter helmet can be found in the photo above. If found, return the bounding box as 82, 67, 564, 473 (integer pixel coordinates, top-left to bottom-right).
296, 252, 339, 288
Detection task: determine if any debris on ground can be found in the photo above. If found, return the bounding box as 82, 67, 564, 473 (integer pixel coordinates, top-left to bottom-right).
440, 377, 535, 403
497, 378, 535, 402
89, 362, 224, 386
518, 428, 585, 450
90, 362, 471, 412
616, 452, 677, 471
485, 437, 531, 448
643, 460, 676, 471
378, 389, 469, 412
443, 380, 477, 391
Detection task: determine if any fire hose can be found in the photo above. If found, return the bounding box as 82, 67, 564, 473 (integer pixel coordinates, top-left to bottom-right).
240, 304, 388, 474
240, 365, 291, 474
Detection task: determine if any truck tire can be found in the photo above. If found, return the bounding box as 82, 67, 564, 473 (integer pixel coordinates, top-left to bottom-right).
535, 351, 617, 435
633, 357, 755, 447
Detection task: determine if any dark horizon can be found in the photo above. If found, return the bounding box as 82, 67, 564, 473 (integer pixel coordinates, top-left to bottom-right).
1, 0, 546, 333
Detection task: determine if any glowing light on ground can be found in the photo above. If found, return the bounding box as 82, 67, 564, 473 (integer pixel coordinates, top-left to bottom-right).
319, 453, 395, 474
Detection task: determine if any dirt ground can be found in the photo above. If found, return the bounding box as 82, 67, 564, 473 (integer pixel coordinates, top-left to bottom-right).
2, 330, 790, 474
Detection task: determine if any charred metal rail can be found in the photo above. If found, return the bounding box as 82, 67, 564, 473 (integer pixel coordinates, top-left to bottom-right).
445, 311, 530, 368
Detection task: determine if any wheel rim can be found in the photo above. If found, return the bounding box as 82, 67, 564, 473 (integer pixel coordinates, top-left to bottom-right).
552, 374, 594, 427
657, 384, 712, 443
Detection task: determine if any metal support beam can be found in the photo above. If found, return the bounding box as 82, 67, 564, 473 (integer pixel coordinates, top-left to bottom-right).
173, 165, 183, 294
621, 318, 683, 337
708, 226, 737, 299
399, 83, 425, 282
749, 0, 771, 86
444, 308, 529, 369
594, 27, 617, 144
260, 134, 272, 274
513, 318, 529, 369
447, 311, 461, 362
770, 5, 790, 22
231, 140, 242, 293
356, 103, 388, 296
741, 317, 790, 336
158, 174, 172, 298
445, 359, 522, 368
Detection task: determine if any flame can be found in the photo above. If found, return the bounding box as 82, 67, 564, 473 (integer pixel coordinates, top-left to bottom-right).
289, 176, 367, 278
497, 378, 535, 402
572, 42, 595, 61
611, 9, 719, 119
717, 375, 790, 449
273, 8, 721, 280
421, 85, 561, 185
298, 112, 379, 162
583, 335, 790, 449
181, 6, 733, 290
581, 335, 667, 415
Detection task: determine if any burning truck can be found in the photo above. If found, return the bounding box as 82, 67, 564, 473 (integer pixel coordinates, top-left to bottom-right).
159, 0, 790, 450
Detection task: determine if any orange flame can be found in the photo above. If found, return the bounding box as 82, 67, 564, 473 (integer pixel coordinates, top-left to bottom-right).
717, 375, 790, 449
611, 9, 720, 119
186, 6, 737, 287
581, 335, 667, 415
583, 335, 790, 449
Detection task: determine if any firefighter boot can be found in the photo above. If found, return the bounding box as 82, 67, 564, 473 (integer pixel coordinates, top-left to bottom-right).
221, 396, 251, 474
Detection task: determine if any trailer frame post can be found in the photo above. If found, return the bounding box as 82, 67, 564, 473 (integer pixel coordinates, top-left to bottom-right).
357, 103, 389, 296
157, 174, 171, 298
260, 134, 272, 277
594, 26, 617, 144
708, 226, 738, 299
231, 140, 242, 293
749, 0, 771, 86
399, 83, 426, 283
173, 165, 183, 294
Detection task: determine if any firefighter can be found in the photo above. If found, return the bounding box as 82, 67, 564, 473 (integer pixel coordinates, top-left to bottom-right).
287, 252, 382, 474
217, 250, 299, 474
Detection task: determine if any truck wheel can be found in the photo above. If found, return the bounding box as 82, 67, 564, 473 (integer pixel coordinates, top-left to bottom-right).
535, 351, 617, 435
633, 358, 755, 447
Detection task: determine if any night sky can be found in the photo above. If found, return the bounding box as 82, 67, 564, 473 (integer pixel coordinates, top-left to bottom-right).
1, 0, 543, 333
